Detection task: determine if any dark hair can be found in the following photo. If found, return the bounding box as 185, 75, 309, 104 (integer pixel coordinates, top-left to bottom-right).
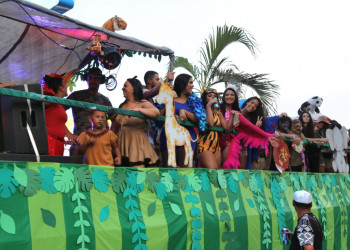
201, 88, 218, 107
298, 111, 315, 138
278, 116, 292, 133
144, 71, 158, 85
293, 200, 312, 209
329, 120, 342, 130
220, 88, 240, 115
43, 73, 63, 94
173, 73, 192, 97
119, 76, 144, 108
83, 67, 106, 83
241, 97, 264, 126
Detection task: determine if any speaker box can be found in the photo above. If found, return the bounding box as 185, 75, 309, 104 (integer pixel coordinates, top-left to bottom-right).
0, 84, 48, 154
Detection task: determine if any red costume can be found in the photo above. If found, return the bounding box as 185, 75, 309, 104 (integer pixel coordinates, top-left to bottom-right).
43, 84, 67, 155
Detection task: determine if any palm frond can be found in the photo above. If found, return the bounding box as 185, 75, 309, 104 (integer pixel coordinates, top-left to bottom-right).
172, 56, 198, 78
200, 25, 257, 80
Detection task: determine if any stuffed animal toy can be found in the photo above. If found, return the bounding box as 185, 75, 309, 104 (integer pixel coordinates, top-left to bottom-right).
86, 34, 104, 56
326, 120, 349, 173
102, 15, 127, 42
297, 96, 323, 120
156, 82, 194, 168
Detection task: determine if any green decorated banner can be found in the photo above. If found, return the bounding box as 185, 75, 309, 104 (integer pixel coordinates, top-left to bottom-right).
0, 161, 350, 250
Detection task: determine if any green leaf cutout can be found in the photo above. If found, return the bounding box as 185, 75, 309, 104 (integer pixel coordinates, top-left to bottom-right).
169, 202, 182, 215
246, 199, 255, 208
14, 164, 27, 187
187, 174, 201, 192
161, 172, 174, 192
41, 208, 56, 227
100, 205, 110, 222
18, 169, 42, 197
137, 171, 146, 185
74, 167, 93, 192
205, 202, 214, 215
148, 201, 156, 217
0, 210, 16, 234
111, 169, 127, 193
53, 168, 74, 193
218, 171, 227, 189
234, 199, 240, 211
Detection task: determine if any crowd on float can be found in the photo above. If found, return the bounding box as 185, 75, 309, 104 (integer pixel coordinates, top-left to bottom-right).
39, 68, 350, 173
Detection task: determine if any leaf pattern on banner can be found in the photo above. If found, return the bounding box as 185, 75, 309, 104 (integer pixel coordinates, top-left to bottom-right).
100, 205, 110, 222
186, 174, 201, 192
91, 168, 110, 193
246, 198, 255, 208
200, 172, 210, 192
111, 169, 127, 193
73, 180, 91, 249
74, 167, 93, 192
218, 171, 227, 189
169, 202, 182, 215
41, 208, 56, 227
39, 166, 57, 194
228, 174, 238, 193
234, 200, 239, 212
19, 169, 42, 197
0, 163, 18, 198
53, 167, 74, 193
137, 172, 146, 185
156, 182, 167, 200
160, 172, 173, 192
0, 210, 16, 234
145, 172, 158, 193
124, 171, 148, 250
271, 178, 287, 243
147, 201, 156, 217
205, 202, 215, 215
169, 170, 180, 181
13, 164, 27, 187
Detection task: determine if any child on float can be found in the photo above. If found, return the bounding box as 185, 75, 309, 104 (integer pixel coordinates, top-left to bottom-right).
286, 119, 306, 172
78, 110, 121, 166
197, 88, 235, 169
314, 116, 333, 173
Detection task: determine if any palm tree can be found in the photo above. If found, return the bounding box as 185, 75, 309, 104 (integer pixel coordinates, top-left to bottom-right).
172, 25, 279, 114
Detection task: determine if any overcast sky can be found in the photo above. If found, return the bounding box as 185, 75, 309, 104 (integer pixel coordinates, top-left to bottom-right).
30, 0, 350, 127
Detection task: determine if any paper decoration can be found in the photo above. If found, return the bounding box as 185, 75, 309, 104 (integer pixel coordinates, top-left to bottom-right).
19, 169, 42, 197
41, 208, 56, 228
156, 83, 194, 167
169, 202, 182, 215
205, 202, 214, 215
0, 164, 18, 198
53, 167, 74, 193
13, 164, 27, 187
74, 167, 93, 192
100, 205, 110, 222
91, 168, 110, 193
0, 210, 15, 234
273, 139, 290, 173
246, 199, 255, 208
147, 201, 156, 217
111, 169, 127, 193
39, 166, 58, 194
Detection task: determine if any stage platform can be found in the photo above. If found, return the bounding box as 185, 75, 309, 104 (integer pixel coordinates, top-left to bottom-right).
0, 160, 349, 250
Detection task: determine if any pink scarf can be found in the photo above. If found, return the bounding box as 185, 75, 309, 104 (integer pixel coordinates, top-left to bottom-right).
222, 113, 274, 169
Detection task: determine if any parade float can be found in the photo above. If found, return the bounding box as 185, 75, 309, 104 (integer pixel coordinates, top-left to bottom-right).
1, 1, 350, 250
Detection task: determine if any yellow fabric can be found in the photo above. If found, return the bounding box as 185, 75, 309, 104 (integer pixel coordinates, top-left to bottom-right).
197, 111, 221, 153
78, 130, 117, 166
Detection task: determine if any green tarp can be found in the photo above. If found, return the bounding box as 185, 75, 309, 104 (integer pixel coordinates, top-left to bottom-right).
0, 161, 349, 249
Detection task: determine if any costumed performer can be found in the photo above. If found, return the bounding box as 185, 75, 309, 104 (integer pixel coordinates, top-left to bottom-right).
112, 77, 159, 168
299, 111, 320, 172
159, 73, 206, 168
78, 110, 121, 166
42, 73, 75, 155
222, 96, 278, 170
197, 88, 235, 169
